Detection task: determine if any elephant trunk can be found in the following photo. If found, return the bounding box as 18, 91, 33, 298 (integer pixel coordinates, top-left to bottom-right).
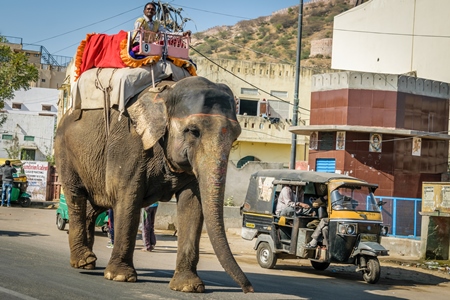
198, 159, 254, 293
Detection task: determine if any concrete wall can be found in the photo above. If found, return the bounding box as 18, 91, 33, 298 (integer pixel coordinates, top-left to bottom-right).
310, 38, 332, 58
332, 0, 450, 84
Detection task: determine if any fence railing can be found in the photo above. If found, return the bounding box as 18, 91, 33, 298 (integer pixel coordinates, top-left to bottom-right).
375, 196, 422, 239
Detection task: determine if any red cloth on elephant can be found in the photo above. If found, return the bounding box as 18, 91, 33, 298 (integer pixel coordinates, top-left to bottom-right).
76, 31, 128, 78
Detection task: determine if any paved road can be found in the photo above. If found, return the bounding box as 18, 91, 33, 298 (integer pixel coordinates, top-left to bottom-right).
0, 205, 449, 299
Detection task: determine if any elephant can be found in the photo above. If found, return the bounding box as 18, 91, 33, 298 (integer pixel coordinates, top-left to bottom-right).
54, 76, 254, 293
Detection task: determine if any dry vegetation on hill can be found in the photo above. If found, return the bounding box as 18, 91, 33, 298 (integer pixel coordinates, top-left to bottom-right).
190, 0, 354, 72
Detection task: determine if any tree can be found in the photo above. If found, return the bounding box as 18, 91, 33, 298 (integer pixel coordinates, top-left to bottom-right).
0, 35, 39, 121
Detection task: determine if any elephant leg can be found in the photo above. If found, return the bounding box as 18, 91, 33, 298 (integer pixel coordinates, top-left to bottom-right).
169, 186, 205, 293
67, 194, 97, 270
104, 204, 141, 282
86, 203, 103, 251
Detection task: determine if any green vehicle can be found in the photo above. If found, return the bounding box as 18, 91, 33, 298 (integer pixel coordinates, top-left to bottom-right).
0, 159, 32, 207
56, 192, 109, 233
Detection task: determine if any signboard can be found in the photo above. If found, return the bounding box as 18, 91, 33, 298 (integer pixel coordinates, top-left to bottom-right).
422, 182, 450, 216
22, 161, 49, 201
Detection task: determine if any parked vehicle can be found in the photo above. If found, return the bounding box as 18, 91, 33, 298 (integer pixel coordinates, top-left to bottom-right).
56, 191, 109, 233
241, 169, 389, 284
0, 159, 32, 207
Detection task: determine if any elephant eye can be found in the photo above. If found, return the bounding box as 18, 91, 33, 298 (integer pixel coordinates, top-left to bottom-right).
184, 127, 200, 138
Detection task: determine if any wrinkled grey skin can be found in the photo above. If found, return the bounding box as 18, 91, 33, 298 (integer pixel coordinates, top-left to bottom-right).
54, 76, 253, 293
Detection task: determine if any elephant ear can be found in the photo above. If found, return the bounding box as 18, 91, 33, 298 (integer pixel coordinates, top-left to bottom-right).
127, 82, 174, 150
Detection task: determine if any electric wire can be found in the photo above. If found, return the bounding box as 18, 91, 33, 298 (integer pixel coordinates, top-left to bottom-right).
190, 46, 310, 113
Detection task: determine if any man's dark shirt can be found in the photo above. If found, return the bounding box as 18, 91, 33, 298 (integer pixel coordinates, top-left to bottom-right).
1, 165, 17, 182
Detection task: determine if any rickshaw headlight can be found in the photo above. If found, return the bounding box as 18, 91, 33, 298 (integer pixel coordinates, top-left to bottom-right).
346, 224, 356, 235
338, 223, 357, 235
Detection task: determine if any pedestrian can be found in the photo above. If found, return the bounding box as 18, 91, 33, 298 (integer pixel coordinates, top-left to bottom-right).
107, 208, 114, 248
1, 160, 17, 207
142, 202, 158, 252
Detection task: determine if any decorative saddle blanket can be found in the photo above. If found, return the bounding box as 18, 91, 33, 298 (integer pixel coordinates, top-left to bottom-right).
70, 30, 195, 116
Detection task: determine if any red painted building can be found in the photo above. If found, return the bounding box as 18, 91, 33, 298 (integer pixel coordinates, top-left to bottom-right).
291, 72, 450, 198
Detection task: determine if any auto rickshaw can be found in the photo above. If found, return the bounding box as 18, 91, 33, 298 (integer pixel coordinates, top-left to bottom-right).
0, 158, 32, 207
241, 169, 389, 284
56, 189, 109, 234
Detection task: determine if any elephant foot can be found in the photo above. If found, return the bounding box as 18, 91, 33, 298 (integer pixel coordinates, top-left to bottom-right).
104, 263, 137, 282
169, 271, 205, 293
70, 251, 97, 269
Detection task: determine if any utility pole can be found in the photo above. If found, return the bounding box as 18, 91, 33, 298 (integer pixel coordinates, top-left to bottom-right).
290, 0, 304, 169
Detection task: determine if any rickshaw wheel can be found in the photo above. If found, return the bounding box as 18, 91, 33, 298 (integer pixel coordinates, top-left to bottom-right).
56, 214, 67, 231
362, 257, 381, 284
256, 242, 277, 269
311, 260, 330, 271
19, 197, 31, 207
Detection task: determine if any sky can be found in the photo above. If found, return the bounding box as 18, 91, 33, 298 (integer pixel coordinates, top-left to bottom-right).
0, 0, 303, 59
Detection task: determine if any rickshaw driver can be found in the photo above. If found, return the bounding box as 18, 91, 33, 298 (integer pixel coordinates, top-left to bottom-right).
275, 185, 313, 217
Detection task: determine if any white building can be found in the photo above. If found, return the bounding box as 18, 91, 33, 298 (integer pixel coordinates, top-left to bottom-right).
0, 88, 58, 161
332, 0, 450, 84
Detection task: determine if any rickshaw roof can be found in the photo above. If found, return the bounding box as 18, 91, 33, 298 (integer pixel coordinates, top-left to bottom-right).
250, 169, 367, 184
0, 158, 22, 166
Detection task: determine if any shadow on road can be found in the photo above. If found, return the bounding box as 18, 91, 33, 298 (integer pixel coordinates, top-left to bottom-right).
131, 267, 425, 299
0, 230, 48, 237
268, 261, 449, 286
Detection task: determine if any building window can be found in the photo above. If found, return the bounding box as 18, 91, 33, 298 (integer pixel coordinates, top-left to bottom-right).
42, 105, 52, 111
318, 132, 335, 150
12, 103, 22, 109
41, 79, 46, 83
241, 88, 258, 95
34, 54, 40, 57
239, 99, 258, 116
2, 134, 13, 140
21, 149, 36, 160
24, 136, 35, 142
270, 90, 288, 98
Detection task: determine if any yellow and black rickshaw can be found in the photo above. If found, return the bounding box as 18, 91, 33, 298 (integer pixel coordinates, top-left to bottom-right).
241, 169, 389, 284
0, 158, 32, 207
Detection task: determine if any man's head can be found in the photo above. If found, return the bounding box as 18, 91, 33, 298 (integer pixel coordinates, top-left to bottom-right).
144, 2, 157, 19
5, 160, 10, 166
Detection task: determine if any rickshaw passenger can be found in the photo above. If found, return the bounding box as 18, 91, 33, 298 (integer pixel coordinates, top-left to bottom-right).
307, 195, 328, 229
276, 185, 312, 217
306, 192, 340, 248
306, 217, 329, 249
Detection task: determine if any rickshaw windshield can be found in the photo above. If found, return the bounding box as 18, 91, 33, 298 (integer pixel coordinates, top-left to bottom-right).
330, 186, 380, 212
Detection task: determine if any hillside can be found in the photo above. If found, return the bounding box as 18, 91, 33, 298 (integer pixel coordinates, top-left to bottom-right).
190, 0, 355, 72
